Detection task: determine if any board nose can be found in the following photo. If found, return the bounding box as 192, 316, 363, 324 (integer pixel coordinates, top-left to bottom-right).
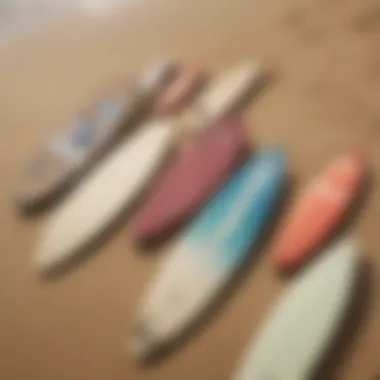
129, 321, 156, 359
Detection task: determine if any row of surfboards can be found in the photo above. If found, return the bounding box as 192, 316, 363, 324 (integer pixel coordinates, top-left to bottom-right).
17, 59, 368, 378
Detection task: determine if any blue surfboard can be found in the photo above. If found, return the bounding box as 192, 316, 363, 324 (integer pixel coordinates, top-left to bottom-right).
130, 147, 286, 358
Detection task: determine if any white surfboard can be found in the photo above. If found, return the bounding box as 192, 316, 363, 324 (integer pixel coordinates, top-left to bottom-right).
233, 238, 359, 380
129, 149, 286, 358
183, 61, 262, 133
35, 119, 174, 272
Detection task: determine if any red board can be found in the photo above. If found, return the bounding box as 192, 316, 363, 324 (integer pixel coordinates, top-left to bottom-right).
271, 150, 366, 271
131, 118, 247, 242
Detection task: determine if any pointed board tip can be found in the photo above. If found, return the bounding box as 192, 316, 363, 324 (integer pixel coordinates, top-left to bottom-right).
259, 146, 287, 170
273, 235, 358, 273
34, 237, 67, 275
34, 248, 57, 275
129, 323, 158, 360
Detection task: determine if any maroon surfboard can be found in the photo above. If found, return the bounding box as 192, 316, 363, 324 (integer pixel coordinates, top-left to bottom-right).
131, 118, 248, 242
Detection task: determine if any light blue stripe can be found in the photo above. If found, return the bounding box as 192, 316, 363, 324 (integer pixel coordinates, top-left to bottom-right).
183, 146, 286, 271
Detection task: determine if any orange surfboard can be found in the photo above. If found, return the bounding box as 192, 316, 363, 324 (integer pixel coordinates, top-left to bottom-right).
272, 151, 366, 271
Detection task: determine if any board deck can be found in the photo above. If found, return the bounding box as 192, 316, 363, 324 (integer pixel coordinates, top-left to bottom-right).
16, 60, 178, 209
233, 238, 359, 380
183, 61, 262, 133
130, 148, 286, 358
131, 118, 247, 242
271, 150, 366, 271
35, 118, 174, 273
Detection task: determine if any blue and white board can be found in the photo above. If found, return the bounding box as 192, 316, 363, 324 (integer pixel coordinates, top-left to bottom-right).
233, 238, 359, 380
131, 147, 286, 357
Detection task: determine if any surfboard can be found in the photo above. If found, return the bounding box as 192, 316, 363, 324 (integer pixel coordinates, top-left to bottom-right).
130, 147, 286, 358
35, 118, 174, 273
131, 118, 247, 242
271, 150, 366, 271
154, 66, 206, 114
137, 59, 178, 100
183, 61, 262, 133
233, 238, 359, 380
16, 59, 178, 210
129, 62, 264, 242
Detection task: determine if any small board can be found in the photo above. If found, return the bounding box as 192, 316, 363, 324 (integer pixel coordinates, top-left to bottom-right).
137, 59, 179, 101
183, 61, 262, 133
16, 60, 177, 209
154, 65, 207, 114
271, 150, 365, 271
35, 118, 174, 273
131, 118, 247, 242
130, 148, 286, 358
233, 238, 359, 380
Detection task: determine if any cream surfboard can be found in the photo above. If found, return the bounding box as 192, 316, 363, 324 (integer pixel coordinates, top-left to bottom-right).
183, 61, 262, 133
130, 148, 286, 358
35, 118, 174, 273
233, 238, 359, 380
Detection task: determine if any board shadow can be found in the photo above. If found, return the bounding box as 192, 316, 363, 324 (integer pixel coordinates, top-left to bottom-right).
310, 257, 374, 380
166, 73, 210, 116
137, 174, 295, 367
229, 67, 275, 117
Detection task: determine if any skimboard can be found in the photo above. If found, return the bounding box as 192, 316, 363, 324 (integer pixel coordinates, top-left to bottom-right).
271, 150, 365, 271
130, 147, 286, 358
16, 60, 177, 210
131, 118, 247, 242
183, 61, 262, 132
154, 66, 206, 114
35, 118, 174, 273
233, 238, 359, 380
